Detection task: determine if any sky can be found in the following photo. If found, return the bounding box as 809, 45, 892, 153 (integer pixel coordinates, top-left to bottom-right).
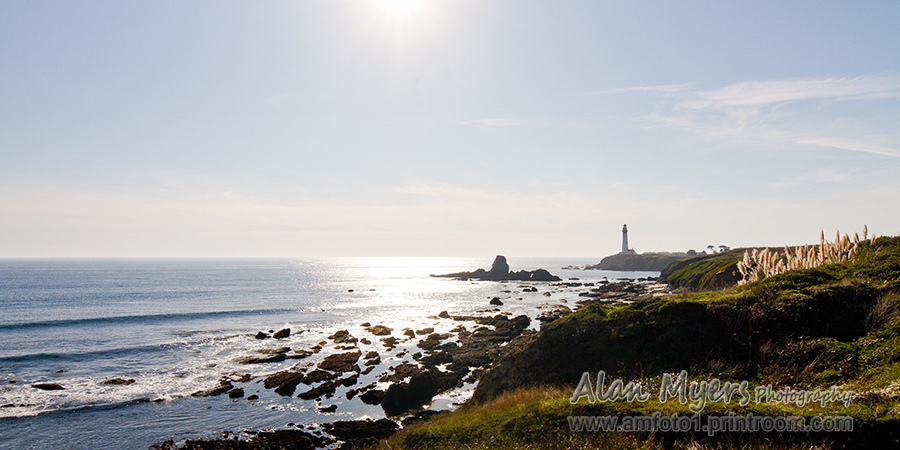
1, 0, 899, 258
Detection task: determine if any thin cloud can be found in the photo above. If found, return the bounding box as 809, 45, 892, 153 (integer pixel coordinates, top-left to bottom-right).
644, 76, 900, 158
798, 137, 900, 158
456, 118, 595, 129
683, 76, 900, 110
588, 83, 693, 96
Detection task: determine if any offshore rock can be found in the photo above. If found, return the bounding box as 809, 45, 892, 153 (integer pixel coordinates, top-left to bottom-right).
431, 255, 561, 282
272, 328, 290, 339
263, 370, 307, 397
318, 351, 362, 373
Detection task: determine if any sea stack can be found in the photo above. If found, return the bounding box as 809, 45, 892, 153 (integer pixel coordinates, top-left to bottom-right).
488, 255, 510, 278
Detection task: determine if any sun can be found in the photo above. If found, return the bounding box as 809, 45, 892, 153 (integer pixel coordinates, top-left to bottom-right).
379, 0, 421, 17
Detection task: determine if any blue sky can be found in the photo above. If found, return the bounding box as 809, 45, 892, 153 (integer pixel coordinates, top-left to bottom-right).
2, 0, 898, 257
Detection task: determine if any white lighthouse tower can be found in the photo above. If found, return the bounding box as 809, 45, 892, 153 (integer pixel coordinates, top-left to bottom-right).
621, 224, 635, 254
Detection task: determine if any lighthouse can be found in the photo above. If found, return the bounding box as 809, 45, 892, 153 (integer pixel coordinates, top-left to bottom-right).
621, 224, 629, 254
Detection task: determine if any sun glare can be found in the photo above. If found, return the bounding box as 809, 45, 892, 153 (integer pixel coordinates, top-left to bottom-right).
380, 0, 421, 17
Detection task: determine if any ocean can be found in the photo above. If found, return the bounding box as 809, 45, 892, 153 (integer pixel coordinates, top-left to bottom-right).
0, 257, 658, 449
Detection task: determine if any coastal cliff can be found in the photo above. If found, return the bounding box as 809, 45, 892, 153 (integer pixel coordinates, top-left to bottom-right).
383, 236, 900, 449
585, 251, 692, 271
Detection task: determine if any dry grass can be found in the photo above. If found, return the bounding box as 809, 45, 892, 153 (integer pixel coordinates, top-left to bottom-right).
737, 227, 872, 285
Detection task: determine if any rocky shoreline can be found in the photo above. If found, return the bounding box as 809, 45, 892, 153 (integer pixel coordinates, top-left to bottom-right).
150, 269, 665, 449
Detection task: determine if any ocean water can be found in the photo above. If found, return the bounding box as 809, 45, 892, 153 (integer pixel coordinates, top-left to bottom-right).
0, 258, 658, 449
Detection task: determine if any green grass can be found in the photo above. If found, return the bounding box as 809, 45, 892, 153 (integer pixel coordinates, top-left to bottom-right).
377, 385, 886, 449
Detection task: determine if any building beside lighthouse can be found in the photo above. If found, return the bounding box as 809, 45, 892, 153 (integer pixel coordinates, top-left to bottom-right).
620, 224, 636, 254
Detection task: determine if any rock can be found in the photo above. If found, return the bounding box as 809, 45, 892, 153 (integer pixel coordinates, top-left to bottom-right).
360, 338, 371, 345
381, 370, 442, 415
168, 429, 332, 450
360, 322, 371, 327
418, 350, 454, 366
297, 380, 340, 400
489, 297, 503, 305
489, 255, 510, 278
323, 418, 399, 441
32, 383, 65, 391
367, 324, 393, 336
258, 347, 291, 354
255, 331, 269, 340
417, 333, 452, 351
328, 330, 358, 344
286, 349, 313, 360
415, 327, 434, 335
401, 410, 443, 427
228, 388, 244, 398
246, 394, 259, 400
365, 356, 381, 366
318, 351, 362, 373
359, 389, 385, 405
236, 353, 286, 364
538, 305, 573, 326
431, 255, 560, 282
379, 362, 421, 383
272, 328, 291, 339
438, 310, 450, 318
103, 378, 135, 386
319, 404, 337, 413
528, 269, 558, 282
381, 336, 399, 349
403, 329, 416, 338
363, 351, 379, 360
191, 381, 233, 397
264, 371, 307, 396
339, 374, 359, 387
302, 369, 339, 385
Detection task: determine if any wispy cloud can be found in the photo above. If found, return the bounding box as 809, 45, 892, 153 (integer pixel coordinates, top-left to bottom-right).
455, 118, 596, 129
643, 76, 900, 158
588, 83, 693, 95
683, 76, 900, 109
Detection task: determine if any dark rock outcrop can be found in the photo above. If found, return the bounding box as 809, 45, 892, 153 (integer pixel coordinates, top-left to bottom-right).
272, 328, 290, 339
366, 325, 392, 336
227, 388, 244, 398
263, 370, 307, 397
322, 418, 399, 445
191, 381, 232, 397
431, 255, 561, 282
359, 389, 385, 405
328, 330, 358, 344
152, 429, 332, 450
297, 380, 340, 400
381, 369, 450, 416
32, 383, 65, 391
318, 351, 361, 373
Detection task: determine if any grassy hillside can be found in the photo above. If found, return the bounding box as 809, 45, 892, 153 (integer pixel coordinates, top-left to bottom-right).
376, 236, 900, 449
658, 248, 745, 290
588, 252, 692, 271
